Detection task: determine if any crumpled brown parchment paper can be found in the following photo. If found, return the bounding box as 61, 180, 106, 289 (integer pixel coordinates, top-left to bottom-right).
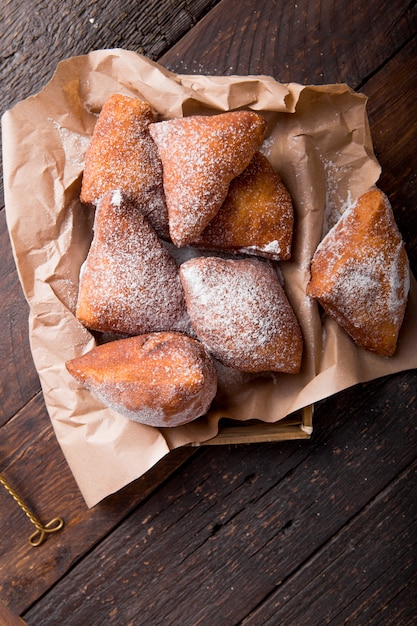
2, 49, 417, 507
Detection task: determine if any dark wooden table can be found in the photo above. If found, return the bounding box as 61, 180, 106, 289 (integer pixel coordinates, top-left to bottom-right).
1, 1, 416, 624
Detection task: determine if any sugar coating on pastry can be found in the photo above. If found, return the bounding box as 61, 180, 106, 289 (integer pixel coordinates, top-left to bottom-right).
66, 332, 218, 427
80, 93, 169, 239
179, 256, 303, 373
306, 188, 410, 357
76, 190, 189, 336
149, 110, 267, 247
192, 151, 294, 260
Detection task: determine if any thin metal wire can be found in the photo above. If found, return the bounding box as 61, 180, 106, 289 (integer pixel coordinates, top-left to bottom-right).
0, 472, 64, 547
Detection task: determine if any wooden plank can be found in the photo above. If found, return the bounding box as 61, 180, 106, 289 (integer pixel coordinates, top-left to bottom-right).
241, 460, 417, 625
2, 370, 412, 614
202, 421, 310, 445
0, 0, 221, 108
201, 407, 313, 445
0, 373, 360, 614
0, 392, 196, 614
22, 370, 417, 624
161, 0, 417, 85
362, 37, 417, 269
0, 603, 27, 626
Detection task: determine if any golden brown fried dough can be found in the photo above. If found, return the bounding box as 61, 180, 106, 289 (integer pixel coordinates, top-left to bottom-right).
192, 152, 294, 260
306, 188, 410, 356
80, 93, 169, 238
66, 332, 218, 427
179, 256, 303, 373
76, 190, 189, 336
149, 111, 267, 247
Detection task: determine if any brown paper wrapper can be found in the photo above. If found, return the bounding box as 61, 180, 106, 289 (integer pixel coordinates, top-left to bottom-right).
3, 49, 417, 507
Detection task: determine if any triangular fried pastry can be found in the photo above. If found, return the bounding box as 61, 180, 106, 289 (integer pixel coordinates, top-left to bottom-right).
306, 188, 410, 356
80, 93, 169, 239
66, 332, 218, 427
149, 111, 267, 247
76, 190, 189, 336
179, 256, 303, 373
192, 151, 294, 260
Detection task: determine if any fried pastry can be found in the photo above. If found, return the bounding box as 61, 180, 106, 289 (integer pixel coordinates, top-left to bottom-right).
179, 256, 303, 373
80, 93, 169, 239
306, 188, 410, 356
66, 332, 218, 427
76, 190, 189, 336
192, 151, 294, 260
149, 110, 267, 247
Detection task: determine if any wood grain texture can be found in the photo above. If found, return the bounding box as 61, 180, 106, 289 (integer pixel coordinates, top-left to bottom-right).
23, 372, 417, 624
0, 392, 196, 613
0, 603, 27, 626
162, 0, 417, 83
0, 0, 416, 622
363, 37, 417, 270
241, 461, 417, 625
1, 0, 221, 108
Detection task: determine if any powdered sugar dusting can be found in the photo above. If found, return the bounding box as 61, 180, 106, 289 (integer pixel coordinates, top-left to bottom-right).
238, 240, 282, 257
76, 192, 190, 336
192, 151, 293, 260
322, 157, 355, 236
52, 121, 91, 167
67, 333, 217, 427
80, 94, 169, 239
111, 189, 122, 206
308, 189, 410, 356
180, 257, 303, 373
150, 111, 266, 246
260, 134, 275, 158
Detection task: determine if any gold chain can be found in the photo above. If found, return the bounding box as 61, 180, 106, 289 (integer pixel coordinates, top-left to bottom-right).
0, 473, 64, 547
